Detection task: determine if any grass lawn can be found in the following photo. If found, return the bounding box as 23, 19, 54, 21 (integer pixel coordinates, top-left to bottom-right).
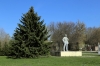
82, 51, 99, 56
0, 52, 100, 66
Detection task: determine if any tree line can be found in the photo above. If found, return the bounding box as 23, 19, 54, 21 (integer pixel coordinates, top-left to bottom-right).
48, 21, 100, 51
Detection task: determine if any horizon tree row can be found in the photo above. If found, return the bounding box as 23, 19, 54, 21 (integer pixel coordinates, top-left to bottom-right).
48, 21, 100, 51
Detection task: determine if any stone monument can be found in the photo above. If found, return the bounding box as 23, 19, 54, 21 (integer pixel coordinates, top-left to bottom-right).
59, 34, 82, 56
62, 34, 69, 51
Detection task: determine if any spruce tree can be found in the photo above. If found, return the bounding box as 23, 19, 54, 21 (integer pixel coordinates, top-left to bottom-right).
8, 7, 50, 58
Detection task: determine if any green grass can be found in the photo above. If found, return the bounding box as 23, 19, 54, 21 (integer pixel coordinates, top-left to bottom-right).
82, 51, 99, 56
0, 52, 100, 66
0, 56, 100, 66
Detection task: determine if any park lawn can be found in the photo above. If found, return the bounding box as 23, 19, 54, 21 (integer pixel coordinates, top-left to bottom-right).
0, 55, 100, 66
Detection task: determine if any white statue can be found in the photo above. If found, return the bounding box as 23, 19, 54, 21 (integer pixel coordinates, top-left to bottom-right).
62, 34, 69, 51
98, 42, 100, 54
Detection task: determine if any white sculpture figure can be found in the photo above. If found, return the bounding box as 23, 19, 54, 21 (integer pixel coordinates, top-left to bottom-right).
98, 42, 100, 54
62, 34, 69, 51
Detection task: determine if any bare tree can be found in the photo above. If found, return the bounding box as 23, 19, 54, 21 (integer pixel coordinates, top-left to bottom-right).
71, 21, 86, 48
48, 21, 86, 51
48, 21, 76, 51
86, 27, 100, 45
83, 27, 100, 51
0, 28, 10, 48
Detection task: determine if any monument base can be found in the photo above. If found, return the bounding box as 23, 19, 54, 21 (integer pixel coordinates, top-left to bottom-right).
55, 51, 82, 56
61, 51, 82, 56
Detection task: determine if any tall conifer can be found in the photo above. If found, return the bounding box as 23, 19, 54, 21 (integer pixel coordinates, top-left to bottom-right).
8, 7, 50, 58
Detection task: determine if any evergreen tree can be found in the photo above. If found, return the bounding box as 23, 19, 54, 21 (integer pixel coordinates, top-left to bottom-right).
8, 7, 50, 58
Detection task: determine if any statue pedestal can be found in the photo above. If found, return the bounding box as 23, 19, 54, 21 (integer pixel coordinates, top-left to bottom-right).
55, 51, 82, 56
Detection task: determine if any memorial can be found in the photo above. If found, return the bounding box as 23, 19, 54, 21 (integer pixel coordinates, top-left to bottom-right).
62, 34, 69, 51
55, 34, 82, 56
